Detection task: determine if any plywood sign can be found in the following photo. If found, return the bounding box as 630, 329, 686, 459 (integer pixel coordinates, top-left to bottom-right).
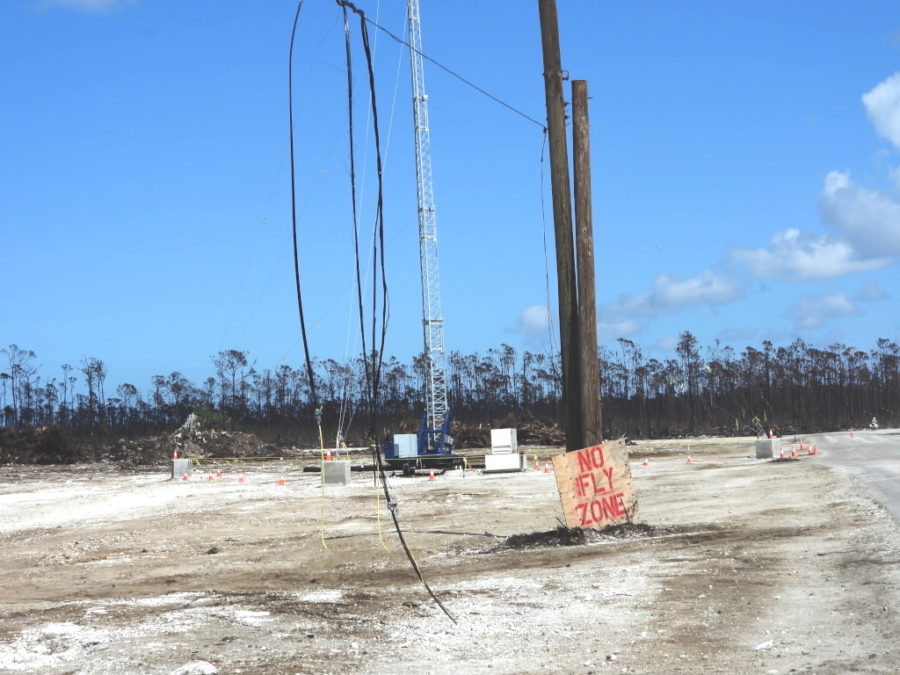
552, 439, 638, 529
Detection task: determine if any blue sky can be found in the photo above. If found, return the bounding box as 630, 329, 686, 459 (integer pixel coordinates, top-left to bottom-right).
3, 0, 900, 390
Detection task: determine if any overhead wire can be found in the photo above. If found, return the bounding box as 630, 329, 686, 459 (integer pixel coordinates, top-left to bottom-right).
219, 156, 287, 351
350, 9, 546, 131
539, 129, 558, 360
238, 121, 348, 353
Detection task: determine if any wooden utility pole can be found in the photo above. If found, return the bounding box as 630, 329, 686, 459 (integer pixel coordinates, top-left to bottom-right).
538, 0, 582, 451
572, 79, 602, 445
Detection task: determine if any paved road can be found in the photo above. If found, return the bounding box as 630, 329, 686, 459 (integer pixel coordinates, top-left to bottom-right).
804, 428, 900, 522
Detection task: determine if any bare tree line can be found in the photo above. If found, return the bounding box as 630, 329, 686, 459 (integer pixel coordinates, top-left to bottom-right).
1, 332, 898, 447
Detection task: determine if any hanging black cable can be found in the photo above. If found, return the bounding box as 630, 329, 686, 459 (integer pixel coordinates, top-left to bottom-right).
288, 0, 319, 409
337, 0, 456, 625
341, 4, 374, 415
373, 434, 457, 624
356, 9, 390, 424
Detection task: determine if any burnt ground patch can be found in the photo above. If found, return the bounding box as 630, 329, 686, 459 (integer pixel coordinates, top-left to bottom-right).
492, 522, 674, 551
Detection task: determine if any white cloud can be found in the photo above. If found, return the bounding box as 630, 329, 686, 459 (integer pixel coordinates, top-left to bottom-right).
732, 75, 900, 282
732, 170, 900, 279
731, 227, 886, 279
518, 305, 640, 342
863, 73, 900, 149
890, 166, 900, 191
787, 292, 859, 329
716, 326, 759, 343
598, 319, 640, 340
607, 271, 742, 317
855, 280, 889, 302
654, 335, 679, 351
819, 170, 900, 258
516, 304, 551, 336
37, 0, 135, 12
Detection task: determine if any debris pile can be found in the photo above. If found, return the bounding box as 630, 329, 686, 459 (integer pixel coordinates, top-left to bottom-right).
0, 413, 279, 466
452, 412, 564, 449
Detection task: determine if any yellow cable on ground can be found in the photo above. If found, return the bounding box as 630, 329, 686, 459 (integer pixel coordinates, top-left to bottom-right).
375, 472, 389, 552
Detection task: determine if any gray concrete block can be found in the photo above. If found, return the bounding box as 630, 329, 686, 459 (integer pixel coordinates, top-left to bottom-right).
755, 438, 779, 459
170, 458, 193, 479
323, 460, 351, 486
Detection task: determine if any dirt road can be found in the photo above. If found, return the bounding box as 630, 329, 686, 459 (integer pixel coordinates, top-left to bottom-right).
1, 438, 899, 674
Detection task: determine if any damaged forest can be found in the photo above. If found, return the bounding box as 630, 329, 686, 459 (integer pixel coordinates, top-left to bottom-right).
2, 332, 899, 463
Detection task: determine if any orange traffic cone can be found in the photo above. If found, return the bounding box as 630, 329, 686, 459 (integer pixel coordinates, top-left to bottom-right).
687, 455, 694, 464
238, 472, 246, 484
642, 458, 650, 467
277, 474, 286, 486
543, 463, 552, 473
428, 470, 436, 481
216, 469, 223, 478
790, 448, 798, 458
181, 473, 189, 481
207, 471, 215, 481
779, 449, 785, 460
533, 459, 540, 471
324, 449, 333, 461
799, 443, 805, 452
172, 450, 179, 460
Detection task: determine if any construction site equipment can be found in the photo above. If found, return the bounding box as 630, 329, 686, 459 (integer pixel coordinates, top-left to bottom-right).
408, 0, 453, 459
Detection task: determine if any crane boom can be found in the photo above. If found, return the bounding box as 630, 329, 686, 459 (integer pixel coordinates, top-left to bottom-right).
407, 0, 451, 454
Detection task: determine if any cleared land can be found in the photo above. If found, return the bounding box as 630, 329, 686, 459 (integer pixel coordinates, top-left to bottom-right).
1, 437, 899, 674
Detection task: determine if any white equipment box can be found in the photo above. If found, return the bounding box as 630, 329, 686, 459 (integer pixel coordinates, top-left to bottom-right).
490, 428, 518, 454
394, 434, 418, 458
484, 452, 525, 473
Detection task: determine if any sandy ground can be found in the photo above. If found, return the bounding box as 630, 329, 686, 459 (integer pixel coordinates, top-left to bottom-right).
1, 438, 899, 674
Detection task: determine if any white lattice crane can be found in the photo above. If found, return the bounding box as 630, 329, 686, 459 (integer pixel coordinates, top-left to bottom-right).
407, 0, 452, 454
